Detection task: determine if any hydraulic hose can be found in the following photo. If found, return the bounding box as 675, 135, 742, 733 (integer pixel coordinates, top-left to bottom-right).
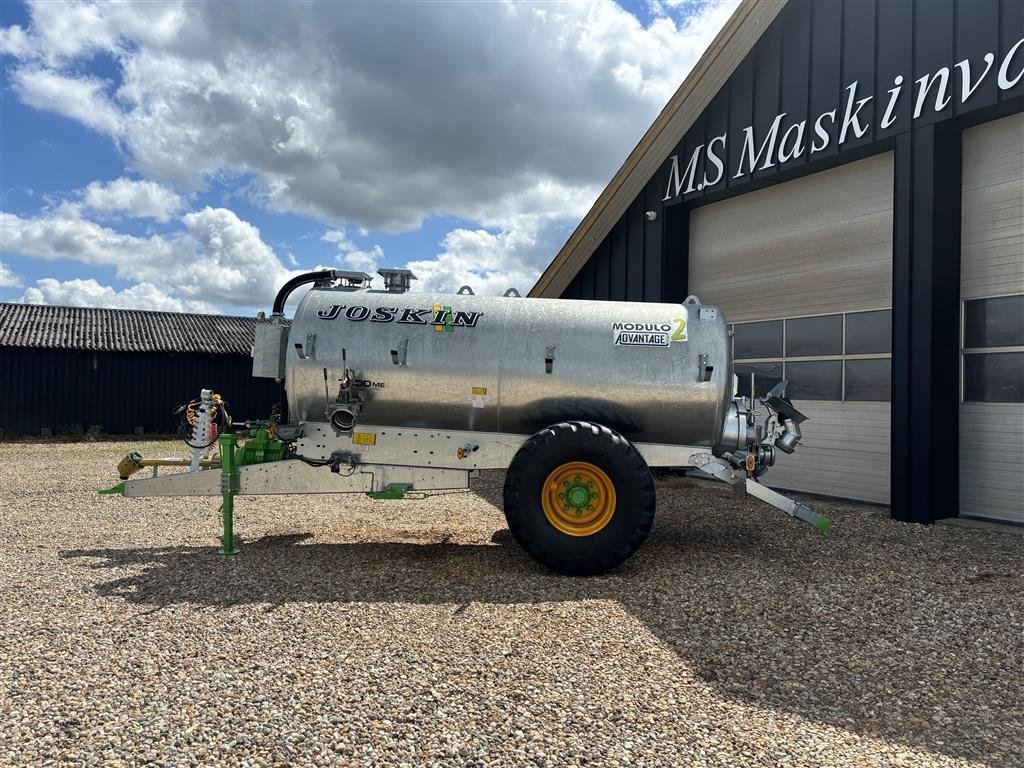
272, 269, 340, 316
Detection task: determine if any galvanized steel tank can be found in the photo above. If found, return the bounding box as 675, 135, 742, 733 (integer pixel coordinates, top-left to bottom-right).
279, 284, 735, 448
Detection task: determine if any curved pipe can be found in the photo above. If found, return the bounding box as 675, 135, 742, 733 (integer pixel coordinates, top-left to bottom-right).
272, 270, 339, 316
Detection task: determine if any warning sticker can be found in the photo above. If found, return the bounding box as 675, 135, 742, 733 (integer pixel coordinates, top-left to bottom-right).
471, 386, 488, 396
470, 386, 489, 409
352, 432, 376, 446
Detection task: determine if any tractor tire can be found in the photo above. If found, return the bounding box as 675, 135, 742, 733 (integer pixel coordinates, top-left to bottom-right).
503, 421, 656, 575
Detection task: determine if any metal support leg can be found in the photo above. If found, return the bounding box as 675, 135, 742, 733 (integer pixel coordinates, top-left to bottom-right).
218, 433, 240, 555
694, 455, 831, 532
744, 479, 832, 532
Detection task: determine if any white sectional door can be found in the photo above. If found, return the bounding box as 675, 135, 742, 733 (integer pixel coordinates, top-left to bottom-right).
689, 153, 894, 504
959, 113, 1024, 524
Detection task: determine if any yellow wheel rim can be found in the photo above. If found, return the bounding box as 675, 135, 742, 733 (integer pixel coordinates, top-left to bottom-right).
541, 461, 616, 537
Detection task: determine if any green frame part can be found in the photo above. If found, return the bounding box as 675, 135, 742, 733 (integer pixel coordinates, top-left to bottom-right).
218, 432, 240, 555
97, 428, 289, 551
237, 428, 288, 465
367, 483, 413, 500
219, 429, 288, 554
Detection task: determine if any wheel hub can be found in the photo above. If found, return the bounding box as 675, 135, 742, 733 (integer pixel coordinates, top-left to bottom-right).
562, 478, 596, 513
542, 461, 616, 537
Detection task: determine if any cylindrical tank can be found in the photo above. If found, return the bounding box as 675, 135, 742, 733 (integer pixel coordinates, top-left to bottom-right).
283, 287, 734, 448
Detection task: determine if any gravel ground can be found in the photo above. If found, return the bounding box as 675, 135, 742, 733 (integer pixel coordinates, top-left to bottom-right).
1, 440, 1022, 767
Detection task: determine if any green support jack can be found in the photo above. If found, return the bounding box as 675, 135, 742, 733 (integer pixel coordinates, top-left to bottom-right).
218, 432, 240, 555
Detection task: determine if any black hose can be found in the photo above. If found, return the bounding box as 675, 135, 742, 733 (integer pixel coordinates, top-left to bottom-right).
176, 398, 229, 449
272, 269, 339, 316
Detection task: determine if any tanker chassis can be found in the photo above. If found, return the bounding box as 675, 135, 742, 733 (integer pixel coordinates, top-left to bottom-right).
102, 269, 829, 575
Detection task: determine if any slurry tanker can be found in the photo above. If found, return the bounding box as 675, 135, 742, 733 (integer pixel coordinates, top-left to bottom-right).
103, 269, 827, 574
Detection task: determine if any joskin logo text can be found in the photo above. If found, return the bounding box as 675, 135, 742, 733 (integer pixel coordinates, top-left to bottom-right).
316, 304, 483, 330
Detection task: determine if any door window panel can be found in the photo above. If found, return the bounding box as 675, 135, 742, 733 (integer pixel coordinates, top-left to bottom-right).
735, 362, 783, 399
786, 360, 843, 400
733, 310, 892, 403
786, 314, 843, 356
963, 352, 1024, 402
845, 359, 892, 401
846, 310, 892, 354
733, 320, 783, 359
964, 296, 1024, 348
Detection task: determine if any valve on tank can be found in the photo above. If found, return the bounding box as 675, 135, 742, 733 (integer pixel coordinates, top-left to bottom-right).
717, 380, 807, 477
330, 402, 362, 432
326, 348, 363, 435
760, 381, 806, 454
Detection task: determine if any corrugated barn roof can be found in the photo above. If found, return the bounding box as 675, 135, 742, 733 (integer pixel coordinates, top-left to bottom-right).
0, 302, 257, 355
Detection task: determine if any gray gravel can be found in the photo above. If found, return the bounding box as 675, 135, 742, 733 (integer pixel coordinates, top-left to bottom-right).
1, 440, 1022, 767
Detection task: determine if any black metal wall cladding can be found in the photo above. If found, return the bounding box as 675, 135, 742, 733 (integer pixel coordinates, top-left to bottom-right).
0, 348, 282, 435
562, 0, 1024, 303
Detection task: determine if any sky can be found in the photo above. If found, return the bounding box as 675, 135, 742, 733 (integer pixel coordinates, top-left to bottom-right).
0, 0, 736, 315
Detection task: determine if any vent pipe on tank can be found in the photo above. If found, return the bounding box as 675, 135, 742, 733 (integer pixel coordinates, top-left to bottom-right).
377, 268, 417, 293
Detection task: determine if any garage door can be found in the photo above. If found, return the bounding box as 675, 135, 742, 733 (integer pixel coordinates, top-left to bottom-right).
689, 153, 894, 503
959, 113, 1024, 524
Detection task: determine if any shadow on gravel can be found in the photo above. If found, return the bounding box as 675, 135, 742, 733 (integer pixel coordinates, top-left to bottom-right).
62, 518, 1023, 766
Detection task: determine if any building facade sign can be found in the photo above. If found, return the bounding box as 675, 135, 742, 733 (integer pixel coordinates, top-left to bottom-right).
664, 37, 1024, 201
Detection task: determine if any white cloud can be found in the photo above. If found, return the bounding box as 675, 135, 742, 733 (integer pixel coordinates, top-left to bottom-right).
2, 0, 736, 296
316, 176, 601, 294
338, 246, 383, 275
321, 228, 358, 251
177, 206, 293, 307
0, 1, 186, 65
0, 24, 32, 58
408, 216, 568, 296
22, 278, 210, 313
322, 228, 384, 276
0, 206, 295, 311
1, 263, 25, 289
0, 210, 160, 267
10, 67, 122, 135
4, 0, 733, 227
81, 178, 183, 222
411, 179, 601, 294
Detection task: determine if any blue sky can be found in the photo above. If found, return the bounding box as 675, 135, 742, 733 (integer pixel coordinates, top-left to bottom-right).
1, 0, 734, 313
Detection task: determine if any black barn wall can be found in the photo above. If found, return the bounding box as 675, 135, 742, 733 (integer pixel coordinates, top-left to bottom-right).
0, 348, 281, 435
